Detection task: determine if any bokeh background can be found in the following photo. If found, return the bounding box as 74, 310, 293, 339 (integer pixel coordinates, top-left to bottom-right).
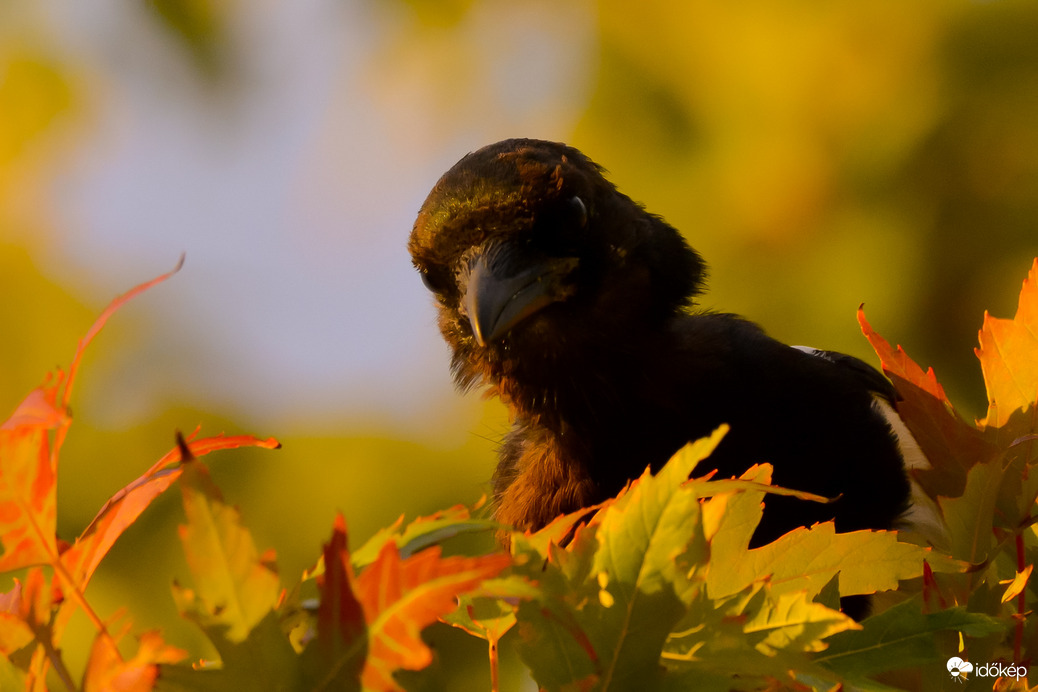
3, 0, 1038, 688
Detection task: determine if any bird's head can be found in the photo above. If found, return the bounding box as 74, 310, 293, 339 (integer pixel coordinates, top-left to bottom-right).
409, 139, 706, 403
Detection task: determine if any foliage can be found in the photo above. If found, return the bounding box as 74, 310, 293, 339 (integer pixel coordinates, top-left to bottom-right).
2, 259, 1038, 691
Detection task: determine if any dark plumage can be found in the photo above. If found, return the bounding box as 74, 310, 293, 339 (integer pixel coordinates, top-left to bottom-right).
409, 138, 912, 551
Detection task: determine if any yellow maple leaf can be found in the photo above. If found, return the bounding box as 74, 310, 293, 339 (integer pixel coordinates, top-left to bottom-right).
976, 258, 1038, 429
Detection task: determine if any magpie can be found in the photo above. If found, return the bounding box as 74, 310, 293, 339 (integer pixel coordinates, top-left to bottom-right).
408, 138, 922, 558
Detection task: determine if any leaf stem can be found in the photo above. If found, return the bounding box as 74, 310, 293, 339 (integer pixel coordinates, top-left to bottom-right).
1015, 532, 1025, 664
52, 553, 120, 653
32, 625, 78, 692
13, 452, 121, 659
489, 638, 499, 692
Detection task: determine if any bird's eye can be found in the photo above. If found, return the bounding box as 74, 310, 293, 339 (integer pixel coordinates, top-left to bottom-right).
527, 195, 589, 256
419, 268, 449, 294
420, 272, 436, 292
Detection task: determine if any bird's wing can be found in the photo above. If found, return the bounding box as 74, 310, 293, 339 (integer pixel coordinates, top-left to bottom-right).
792, 345, 945, 545
790, 345, 898, 403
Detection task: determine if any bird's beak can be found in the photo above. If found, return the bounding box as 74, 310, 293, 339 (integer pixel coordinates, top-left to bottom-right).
464, 251, 579, 346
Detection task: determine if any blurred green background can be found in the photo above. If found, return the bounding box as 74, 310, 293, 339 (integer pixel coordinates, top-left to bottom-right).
2, 0, 1038, 689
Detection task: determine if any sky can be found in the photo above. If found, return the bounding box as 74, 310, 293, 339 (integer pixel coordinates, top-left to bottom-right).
28, 0, 597, 434
14, 0, 1038, 438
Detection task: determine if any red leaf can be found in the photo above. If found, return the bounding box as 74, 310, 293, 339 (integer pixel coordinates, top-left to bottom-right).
318, 514, 366, 647
1, 378, 68, 430
304, 513, 367, 691
0, 384, 66, 571
62, 433, 281, 590
60, 256, 183, 411
858, 307, 996, 498
857, 306, 950, 403
0, 258, 185, 574
354, 541, 511, 691
60, 468, 180, 589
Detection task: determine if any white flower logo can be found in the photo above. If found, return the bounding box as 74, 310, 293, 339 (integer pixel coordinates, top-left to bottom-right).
947, 657, 973, 682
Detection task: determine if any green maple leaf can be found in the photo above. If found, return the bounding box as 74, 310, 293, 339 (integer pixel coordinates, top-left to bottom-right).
174, 449, 281, 644
514, 426, 727, 691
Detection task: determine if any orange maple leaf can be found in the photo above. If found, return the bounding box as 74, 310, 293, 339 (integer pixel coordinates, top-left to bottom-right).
0, 384, 65, 572
61, 432, 281, 590
976, 258, 1038, 431
83, 621, 186, 692
354, 538, 511, 691
0, 567, 52, 655
0, 258, 183, 574
310, 513, 510, 691
0, 257, 283, 690
858, 308, 996, 498
858, 306, 950, 404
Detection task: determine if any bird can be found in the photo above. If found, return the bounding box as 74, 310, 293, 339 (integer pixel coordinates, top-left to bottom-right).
408, 138, 917, 556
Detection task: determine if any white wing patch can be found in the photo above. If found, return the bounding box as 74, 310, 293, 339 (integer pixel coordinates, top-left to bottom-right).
871, 396, 931, 472
794, 344, 947, 547
871, 396, 948, 548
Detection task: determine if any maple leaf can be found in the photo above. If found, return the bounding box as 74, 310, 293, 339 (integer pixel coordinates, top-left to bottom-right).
815, 595, 1003, 682
350, 500, 498, 570
938, 459, 1004, 566
0, 261, 188, 690
0, 258, 183, 575
0, 383, 65, 572
303, 504, 519, 692
0, 259, 286, 691
440, 575, 541, 642
302, 512, 365, 692
515, 500, 605, 558
513, 427, 728, 691
440, 576, 545, 692
0, 580, 34, 654
354, 539, 511, 691
976, 258, 1038, 432
711, 522, 963, 605
62, 256, 184, 393
159, 610, 302, 692
300, 513, 511, 691
0, 567, 81, 689
696, 462, 834, 559
858, 307, 997, 499
61, 432, 281, 591
0, 568, 51, 654
857, 306, 950, 404
82, 619, 186, 692
663, 581, 853, 686
172, 435, 282, 644
1000, 564, 1033, 605
300, 498, 499, 606
442, 597, 516, 692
